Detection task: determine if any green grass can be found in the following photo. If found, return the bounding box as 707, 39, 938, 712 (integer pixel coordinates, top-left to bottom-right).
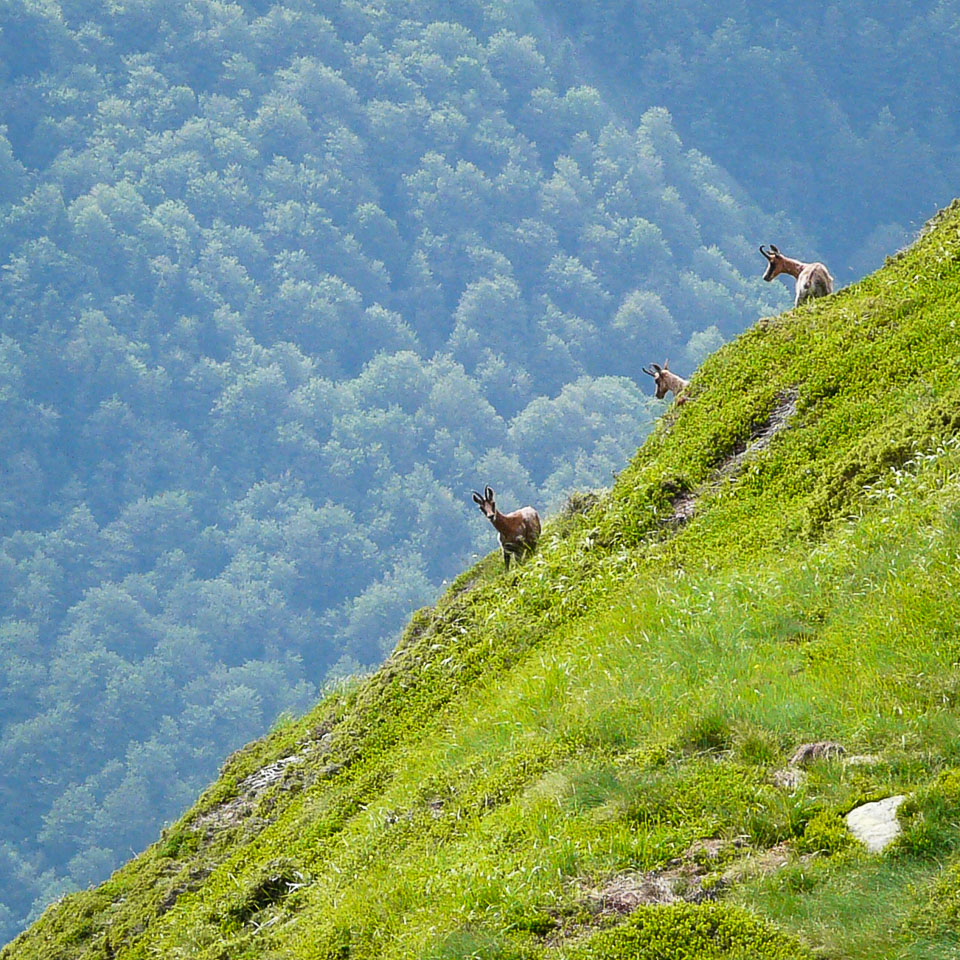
732, 856, 945, 960
7, 201, 960, 959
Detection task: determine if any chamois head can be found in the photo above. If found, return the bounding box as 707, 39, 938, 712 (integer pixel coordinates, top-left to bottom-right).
759, 244, 785, 282
641, 360, 672, 399
472, 485, 497, 520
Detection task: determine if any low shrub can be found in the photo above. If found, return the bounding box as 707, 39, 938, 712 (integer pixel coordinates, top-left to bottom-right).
572, 902, 809, 959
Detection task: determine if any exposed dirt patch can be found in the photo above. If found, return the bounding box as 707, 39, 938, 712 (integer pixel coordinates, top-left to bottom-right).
582, 837, 753, 916
589, 871, 696, 912
194, 754, 305, 833
720, 842, 795, 884
239, 754, 306, 794
664, 388, 798, 524
195, 721, 363, 841
721, 388, 799, 477
548, 837, 800, 949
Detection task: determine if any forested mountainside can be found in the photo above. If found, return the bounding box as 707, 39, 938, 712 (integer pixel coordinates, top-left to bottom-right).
0, 0, 802, 939
7, 198, 960, 960
534, 1, 960, 278
2, 0, 959, 945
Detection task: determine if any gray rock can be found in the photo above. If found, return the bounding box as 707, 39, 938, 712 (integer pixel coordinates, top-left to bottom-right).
790, 741, 846, 766
845, 754, 881, 767
845, 795, 906, 853
771, 767, 805, 790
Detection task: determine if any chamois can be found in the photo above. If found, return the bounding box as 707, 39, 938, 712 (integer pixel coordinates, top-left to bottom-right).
472, 486, 541, 571
642, 360, 689, 404
759, 244, 833, 307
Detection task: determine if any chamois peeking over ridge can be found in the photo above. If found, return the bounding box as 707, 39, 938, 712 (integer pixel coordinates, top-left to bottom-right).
642, 360, 689, 404
759, 244, 833, 308
472, 486, 541, 571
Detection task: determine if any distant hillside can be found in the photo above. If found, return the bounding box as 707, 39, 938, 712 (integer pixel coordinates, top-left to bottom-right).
7, 199, 960, 958
531, 0, 960, 279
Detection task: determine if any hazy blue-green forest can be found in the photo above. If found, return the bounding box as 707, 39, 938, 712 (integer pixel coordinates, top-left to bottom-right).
0, 0, 957, 943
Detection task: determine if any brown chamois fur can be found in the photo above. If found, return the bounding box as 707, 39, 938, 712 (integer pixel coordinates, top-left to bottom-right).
759, 244, 833, 307
472, 485, 541, 570
642, 360, 690, 404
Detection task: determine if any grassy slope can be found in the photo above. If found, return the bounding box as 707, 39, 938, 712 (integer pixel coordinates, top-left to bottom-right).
6, 202, 960, 959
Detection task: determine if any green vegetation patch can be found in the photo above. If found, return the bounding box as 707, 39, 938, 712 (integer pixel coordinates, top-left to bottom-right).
903, 854, 960, 944
793, 810, 854, 857
896, 768, 960, 859
569, 903, 809, 960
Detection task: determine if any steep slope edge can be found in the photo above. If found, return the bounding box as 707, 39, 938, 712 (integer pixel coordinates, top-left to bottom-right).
6, 201, 960, 959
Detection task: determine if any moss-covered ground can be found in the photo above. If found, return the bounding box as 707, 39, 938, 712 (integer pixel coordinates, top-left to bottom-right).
7, 202, 960, 959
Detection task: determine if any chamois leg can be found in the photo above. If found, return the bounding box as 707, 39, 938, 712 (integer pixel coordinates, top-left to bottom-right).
502, 547, 511, 571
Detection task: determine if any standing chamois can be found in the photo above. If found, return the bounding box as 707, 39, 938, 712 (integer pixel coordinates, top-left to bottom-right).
472, 486, 541, 571
642, 360, 689, 404
759, 244, 833, 307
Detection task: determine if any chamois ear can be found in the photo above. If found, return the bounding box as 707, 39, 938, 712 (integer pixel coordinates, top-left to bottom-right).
663, 358, 670, 370
472, 491, 483, 505
769, 244, 780, 255
485, 485, 494, 502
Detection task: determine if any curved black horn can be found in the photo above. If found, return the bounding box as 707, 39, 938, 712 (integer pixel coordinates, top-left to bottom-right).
641, 366, 654, 377
650, 362, 662, 373
759, 244, 771, 259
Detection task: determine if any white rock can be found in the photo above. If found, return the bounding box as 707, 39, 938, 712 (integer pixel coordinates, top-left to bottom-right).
845, 795, 906, 853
